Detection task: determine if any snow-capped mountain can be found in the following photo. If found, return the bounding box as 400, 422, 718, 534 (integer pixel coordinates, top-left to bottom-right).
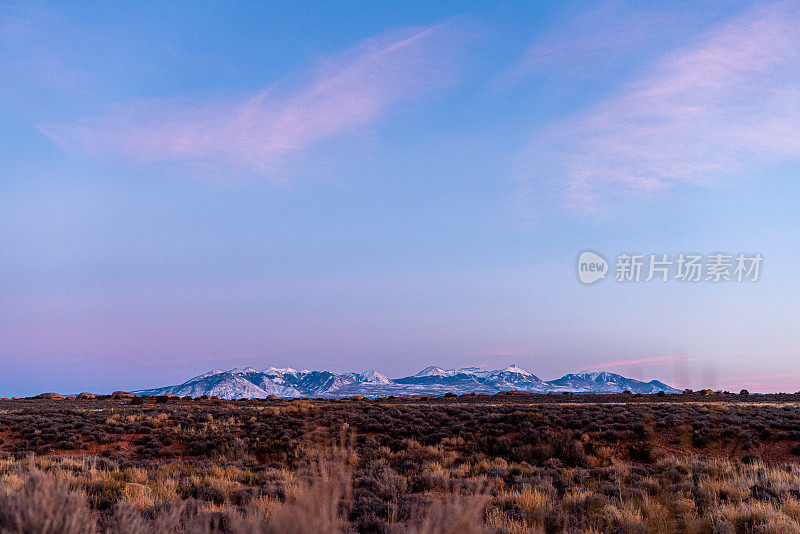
133, 365, 681, 399
346, 370, 391, 384
140, 370, 275, 399
547, 371, 678, 394
414, 366, 451, 377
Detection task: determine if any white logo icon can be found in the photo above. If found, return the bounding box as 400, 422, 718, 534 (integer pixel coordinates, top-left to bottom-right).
578, 251, 608, 284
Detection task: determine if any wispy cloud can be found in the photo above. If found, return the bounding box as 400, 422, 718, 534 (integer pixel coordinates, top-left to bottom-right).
497, 1, 713, 88
524, 1, 800, 210
40, 21, 469, 176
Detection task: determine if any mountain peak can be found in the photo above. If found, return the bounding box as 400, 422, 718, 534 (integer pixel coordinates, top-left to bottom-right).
501, 364, 532, 376
573, 371, 617, 380
135, 364, 681, 399
549, 371, 679, 394
357, 370, 391, 384
415, 366, 450, 377
263, 367, 298, 375
188, 369, 227, 382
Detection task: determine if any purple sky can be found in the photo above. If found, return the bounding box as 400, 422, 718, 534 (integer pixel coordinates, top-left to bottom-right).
2, 0, 800, 396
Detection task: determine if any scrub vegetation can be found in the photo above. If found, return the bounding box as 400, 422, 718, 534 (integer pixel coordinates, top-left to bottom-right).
2, 392, 800, 532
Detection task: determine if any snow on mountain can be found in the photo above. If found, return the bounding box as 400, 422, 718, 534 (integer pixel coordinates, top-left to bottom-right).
548, 371, 681, 394
133, 365, 681, 399
263, 367, 298, 375
187, 369, 227, 382
414, 366, 450, 377
487, 365, 541, 382
500, 364, 532, 376
137, 371, 272, 399
230, 367, 258, 374
240, 369, 302, 397
351, 370, 391, 384
453, 367, 490, 378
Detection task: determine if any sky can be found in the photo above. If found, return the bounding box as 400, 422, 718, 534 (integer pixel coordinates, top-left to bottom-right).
2, 0, 800, 396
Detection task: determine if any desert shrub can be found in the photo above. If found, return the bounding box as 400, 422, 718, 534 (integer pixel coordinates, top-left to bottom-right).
187, 484, 226, 505
628, 442, 655, 463
0, 470, 96, 534
692, 429, 711, 448
5, 394, 800, 532
551, 435, 587, 467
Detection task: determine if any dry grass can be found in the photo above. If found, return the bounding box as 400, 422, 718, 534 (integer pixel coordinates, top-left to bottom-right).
5, 453, 797, 533
3, 397, 800, 531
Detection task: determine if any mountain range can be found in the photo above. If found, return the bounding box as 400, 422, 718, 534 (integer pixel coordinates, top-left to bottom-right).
134, 365, 681, 399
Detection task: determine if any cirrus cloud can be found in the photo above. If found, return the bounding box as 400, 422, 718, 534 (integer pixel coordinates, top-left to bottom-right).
525, 1, 800, 210
39, 20, 470, 176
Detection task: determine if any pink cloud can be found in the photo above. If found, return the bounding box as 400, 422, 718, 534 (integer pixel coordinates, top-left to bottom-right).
495, 2, 701, 88
526, 1, 800, 210
39, 21, 468, 175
